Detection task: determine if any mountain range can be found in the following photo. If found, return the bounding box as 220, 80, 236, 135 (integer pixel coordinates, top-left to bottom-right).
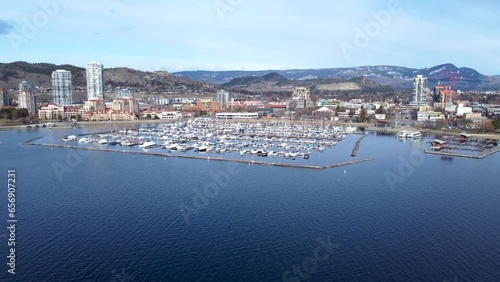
1, 62, 498, 95
0, 61, 214, 93
175, 64, 500, 91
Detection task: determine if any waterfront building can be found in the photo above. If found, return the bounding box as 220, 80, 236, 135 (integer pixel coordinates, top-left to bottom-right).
84, 97, 106, 112
215, 112, 258, 119
217, 90, 230, 108
38, 104, 84, 120
412, 75, 428, 104
111, 98, 140, 115
86, 62, 104, 100
52, 70, 73, 105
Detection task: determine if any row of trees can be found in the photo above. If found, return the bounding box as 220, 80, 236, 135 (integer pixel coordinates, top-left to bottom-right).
0, 108, 29, 119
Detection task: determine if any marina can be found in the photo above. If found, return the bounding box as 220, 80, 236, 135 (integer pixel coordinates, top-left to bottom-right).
23, 118, 376, 169
424, 135, 499, 159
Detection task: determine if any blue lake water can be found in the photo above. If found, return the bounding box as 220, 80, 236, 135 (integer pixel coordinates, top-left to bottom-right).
0, 125, 499, 281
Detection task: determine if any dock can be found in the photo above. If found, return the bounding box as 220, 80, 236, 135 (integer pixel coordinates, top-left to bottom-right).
24, 141, 375, 170
424, 146, 500, 159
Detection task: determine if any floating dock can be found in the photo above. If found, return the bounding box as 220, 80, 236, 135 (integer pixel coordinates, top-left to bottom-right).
24, 141, 375, 170
424, 146, 500, 159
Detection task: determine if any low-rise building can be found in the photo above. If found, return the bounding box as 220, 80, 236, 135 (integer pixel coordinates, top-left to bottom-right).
215, 112, 258, 119
38, 104, 84, 120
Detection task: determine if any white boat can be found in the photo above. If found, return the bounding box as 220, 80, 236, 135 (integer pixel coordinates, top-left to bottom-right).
196, 145, 207, 152
62, 135, 77, 142
165, 143, 179, 150
139, 141, 156, 148
98, 139, 109, 144
398, 130, 408, 138
407, 131, 422, 138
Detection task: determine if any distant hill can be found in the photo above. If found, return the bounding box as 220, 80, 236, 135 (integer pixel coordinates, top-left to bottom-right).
175, 64, 500, 90
0, 61, 216, 93
220, 71, 391, 92
221, 72, 288, 87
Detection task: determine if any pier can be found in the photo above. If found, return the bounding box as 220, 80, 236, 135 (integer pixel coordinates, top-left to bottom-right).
24, 141, 375, 170
424, 146, 500, 159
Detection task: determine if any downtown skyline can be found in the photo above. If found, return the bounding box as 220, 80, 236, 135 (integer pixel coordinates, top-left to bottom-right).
0, 0, 499, 75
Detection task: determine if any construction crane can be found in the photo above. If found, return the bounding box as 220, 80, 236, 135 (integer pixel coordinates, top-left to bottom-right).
435, 69, 462, 103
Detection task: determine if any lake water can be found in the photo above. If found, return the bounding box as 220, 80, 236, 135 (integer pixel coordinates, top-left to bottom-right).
1, 124, 499, 281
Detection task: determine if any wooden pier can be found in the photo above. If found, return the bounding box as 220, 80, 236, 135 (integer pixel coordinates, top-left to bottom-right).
24, 141, 375, 170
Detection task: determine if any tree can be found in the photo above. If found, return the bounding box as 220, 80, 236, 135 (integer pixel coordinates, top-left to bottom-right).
492, 119, 500, 130
348, 109, 355, 118
360, 106, 367, 122
479, 121, 494, 133
376, 105, 385, 114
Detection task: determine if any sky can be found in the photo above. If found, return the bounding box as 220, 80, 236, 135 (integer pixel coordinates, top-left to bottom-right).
0, 0, 499, 74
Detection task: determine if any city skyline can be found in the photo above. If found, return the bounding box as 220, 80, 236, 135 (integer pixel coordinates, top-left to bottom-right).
0, 1, 499, 75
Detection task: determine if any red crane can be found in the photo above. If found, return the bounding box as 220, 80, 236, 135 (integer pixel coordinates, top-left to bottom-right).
435, 69, 462, 102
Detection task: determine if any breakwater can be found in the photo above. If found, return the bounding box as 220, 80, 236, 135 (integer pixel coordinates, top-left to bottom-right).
351, 134, 368, 157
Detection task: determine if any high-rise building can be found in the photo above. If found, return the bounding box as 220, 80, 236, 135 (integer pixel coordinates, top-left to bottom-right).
217, 90, 230, 108
291, 87, 314, 108
18, 81, 37, 114
52, 70, 73, 105
412, 75, 428, 104
115, 88, 135, 98
0, 88, 10, 106
19, 80, 35, 94
86, 62, 104, 100
18, 90, 37, 114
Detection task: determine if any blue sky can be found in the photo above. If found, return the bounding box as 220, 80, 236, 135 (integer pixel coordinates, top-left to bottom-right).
0, 0, 499, 74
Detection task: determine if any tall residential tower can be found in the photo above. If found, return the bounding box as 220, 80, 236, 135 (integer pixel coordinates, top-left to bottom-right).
52, 70, 73, 105
217, 90, 230, 108
86, 62, 104, 100
18, 81, 37, 114
412, 75, 428, 104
